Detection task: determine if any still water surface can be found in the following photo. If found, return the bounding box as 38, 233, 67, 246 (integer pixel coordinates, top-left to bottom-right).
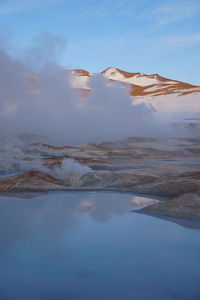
0, 191, 200, 300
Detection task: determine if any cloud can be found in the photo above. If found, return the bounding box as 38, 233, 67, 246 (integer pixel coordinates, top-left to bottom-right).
63, 0, 140, 19
161, 33, 200, 50
146, 0, 200, 27
0, 0, 68, 14
127, 32, 200, 56
145, 32, 200, 54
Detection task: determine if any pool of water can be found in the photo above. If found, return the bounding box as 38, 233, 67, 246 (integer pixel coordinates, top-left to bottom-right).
0, 191, 200, 300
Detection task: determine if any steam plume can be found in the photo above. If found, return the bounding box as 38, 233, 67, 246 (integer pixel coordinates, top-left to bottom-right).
0, 34, 173, 145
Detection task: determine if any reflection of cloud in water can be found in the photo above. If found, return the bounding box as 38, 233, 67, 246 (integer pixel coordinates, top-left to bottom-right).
0, 193, 80, 253
0, 193, 198, 300
79, 192, 133, 223
80, 193, 160, 222
79, 200, 94, 212
0, 192, 161, 253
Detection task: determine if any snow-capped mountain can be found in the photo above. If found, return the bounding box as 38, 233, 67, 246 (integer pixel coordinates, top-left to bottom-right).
68, 67, 200, 117
68, 67, 200, 95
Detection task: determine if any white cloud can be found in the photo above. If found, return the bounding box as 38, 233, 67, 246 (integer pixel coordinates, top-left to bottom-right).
63, 0, 141, 19
150, 0, 200, 27
161, 33, 200, 50
0, 0, 68, 14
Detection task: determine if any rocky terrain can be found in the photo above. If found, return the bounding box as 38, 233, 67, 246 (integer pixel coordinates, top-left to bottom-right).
1, 136, 200, 226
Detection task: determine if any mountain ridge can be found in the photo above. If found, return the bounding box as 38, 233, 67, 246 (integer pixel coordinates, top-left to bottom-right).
68, 67, 200, 97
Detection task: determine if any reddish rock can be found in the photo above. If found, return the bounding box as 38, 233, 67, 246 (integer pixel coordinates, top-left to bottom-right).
0, 171, 64, 191
140, 192, 200, 220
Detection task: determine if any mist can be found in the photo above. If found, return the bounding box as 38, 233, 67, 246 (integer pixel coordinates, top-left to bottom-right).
0, 34, 174, 145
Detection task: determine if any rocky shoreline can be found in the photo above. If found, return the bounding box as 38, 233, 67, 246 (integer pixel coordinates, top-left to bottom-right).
1, 137, 200, 226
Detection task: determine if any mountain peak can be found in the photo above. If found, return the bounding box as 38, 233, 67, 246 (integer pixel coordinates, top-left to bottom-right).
67, 66, 200, 97
102, 67, 142, 77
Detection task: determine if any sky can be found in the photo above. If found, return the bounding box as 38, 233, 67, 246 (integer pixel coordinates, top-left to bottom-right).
0, 0, 200, 84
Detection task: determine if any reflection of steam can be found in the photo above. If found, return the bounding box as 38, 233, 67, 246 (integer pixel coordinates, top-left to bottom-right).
81, 192, 134, 223
79, 200, 94, 212
0, 192, 164, 253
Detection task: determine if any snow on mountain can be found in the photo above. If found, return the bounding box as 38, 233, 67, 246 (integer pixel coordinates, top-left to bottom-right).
101, 67, 200, 97
135, 93, 200, 115
102, 67, 162, 86
68, 67, 200, 116
68, 67, 200, 97
67, 67, 200, 133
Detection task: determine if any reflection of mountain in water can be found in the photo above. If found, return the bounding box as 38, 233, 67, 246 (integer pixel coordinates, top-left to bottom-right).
0, 191, 200, 300
0, 191, 161, 252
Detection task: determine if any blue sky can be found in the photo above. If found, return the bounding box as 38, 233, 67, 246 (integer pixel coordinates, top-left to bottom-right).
0, 0, 200, 84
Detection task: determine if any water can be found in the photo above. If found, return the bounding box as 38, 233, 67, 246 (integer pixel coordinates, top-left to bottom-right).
0, 191, 200, 300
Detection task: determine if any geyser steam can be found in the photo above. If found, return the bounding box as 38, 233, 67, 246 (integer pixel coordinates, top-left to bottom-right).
0, 34, 171, 145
